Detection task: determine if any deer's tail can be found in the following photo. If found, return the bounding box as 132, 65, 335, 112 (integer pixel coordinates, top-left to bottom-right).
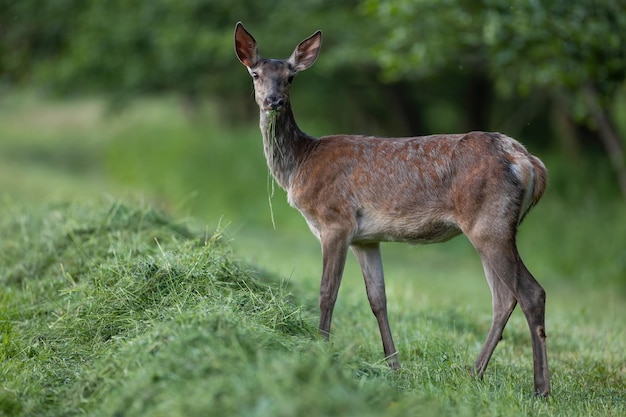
529, 155, 547, 207
518, 155, 547, 225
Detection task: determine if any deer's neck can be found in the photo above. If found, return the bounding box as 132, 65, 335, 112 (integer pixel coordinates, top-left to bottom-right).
259, 103, 315, 189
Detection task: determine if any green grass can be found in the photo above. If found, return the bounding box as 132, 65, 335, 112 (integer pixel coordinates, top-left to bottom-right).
1, 201, 624, 417
0, 91, 625, 416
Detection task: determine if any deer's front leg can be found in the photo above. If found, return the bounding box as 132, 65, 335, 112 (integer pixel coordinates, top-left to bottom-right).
318, 230, 350, 339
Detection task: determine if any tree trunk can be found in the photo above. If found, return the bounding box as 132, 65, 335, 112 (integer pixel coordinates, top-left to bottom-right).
583, 85, 626, 199
383, 81, 426, 136
464, 72, 493, 131
551, 94, 581, 160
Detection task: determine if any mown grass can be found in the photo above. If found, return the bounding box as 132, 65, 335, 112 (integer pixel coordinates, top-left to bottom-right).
1, 92, 625, 416
1, 201, 624, 417
0, 201, 319, 416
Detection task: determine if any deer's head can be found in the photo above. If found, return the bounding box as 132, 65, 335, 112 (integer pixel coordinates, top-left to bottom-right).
235, 22, 322, 113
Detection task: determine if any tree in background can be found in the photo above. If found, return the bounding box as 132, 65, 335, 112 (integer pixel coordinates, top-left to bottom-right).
362, 0, 626, 197
0, 0, 372, 95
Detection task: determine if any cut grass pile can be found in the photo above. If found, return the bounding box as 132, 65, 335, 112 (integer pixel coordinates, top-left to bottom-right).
0, 201, 324, 416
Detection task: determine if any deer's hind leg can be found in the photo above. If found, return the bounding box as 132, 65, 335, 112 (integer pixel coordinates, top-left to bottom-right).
474, 258, 517, 378
516, 255, 550, 396
467, 225, 550, 396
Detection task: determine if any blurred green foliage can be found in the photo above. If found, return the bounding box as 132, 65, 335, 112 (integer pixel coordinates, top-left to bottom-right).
1, 0, 625, 194
363, 0, 626, 119
0, 0, 372, 95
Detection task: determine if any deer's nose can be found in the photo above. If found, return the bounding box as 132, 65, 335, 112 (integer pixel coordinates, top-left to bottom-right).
266, 95, 285, 110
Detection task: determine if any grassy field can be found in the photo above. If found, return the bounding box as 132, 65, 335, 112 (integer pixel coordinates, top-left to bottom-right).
1, 92, 625, 416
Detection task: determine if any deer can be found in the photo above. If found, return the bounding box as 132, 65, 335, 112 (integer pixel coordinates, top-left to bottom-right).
234, 22, 551, 396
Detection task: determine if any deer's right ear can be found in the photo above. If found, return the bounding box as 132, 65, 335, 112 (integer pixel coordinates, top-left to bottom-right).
234, 22, 259, 68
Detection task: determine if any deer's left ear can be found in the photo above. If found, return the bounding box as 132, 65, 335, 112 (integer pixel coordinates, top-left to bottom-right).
288, 30, 322, 72
235, 22, 259, 68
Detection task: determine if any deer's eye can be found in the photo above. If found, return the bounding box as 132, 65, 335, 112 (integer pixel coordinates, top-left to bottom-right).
251, 71, 259, 80
287, 75, 295, 84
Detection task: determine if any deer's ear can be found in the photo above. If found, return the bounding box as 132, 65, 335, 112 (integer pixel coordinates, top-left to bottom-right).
288, 30, 322, 72
234, 22, 259, 68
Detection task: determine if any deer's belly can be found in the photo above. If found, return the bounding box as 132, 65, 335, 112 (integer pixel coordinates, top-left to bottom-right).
290, 195, 461, 245
353, 209, 461, 244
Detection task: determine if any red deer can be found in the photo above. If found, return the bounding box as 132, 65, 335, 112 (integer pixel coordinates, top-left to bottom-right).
234, 22, 550, 396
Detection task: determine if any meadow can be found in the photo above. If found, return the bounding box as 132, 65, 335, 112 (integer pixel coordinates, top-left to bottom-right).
0, 92, 624, 416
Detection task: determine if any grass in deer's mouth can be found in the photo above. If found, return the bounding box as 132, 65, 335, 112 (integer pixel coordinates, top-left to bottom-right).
266, 109, 278, 140
265, 109, 279, 229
